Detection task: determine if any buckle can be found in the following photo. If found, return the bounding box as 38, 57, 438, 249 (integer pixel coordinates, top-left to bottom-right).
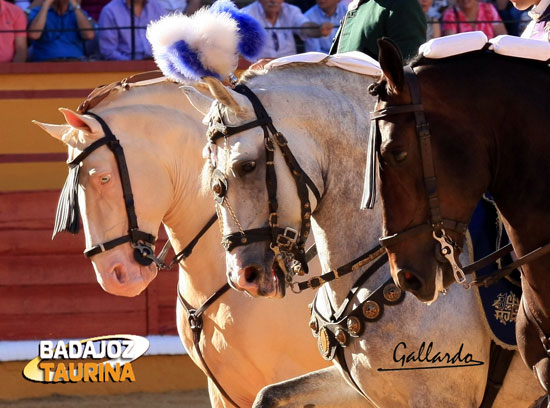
416, 123, 430, 138
276, 227, 298, 249
264, 137, 275, 152
269, 212, 278, 227
188, 310, 203, 332
273, 132, 288, 147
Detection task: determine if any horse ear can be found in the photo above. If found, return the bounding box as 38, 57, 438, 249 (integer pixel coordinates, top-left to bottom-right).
59, 108, 103, 135
201, 76, 249, 115
181, 85, 214, 115
32, 121, 73, 144
378, 38, 405, 94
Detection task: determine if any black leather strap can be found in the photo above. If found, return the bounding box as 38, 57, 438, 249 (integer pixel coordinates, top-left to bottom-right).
479, 341, 515, 408
177, 283, 241, 407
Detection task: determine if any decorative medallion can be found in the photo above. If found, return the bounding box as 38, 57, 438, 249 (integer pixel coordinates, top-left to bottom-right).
492, 292, 519, 325
347, 316, 362, 337
335, 328, 348, 346
383, 283, 402, 303
318, 327, 332, 360
309, 317, 319, 334
362, 300, 380, 320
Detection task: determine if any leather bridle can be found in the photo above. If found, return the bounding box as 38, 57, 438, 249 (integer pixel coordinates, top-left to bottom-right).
364, 65, 550, 289
207, 84, 322, 280
364, 66, 473, 286
53, 111, 217, 270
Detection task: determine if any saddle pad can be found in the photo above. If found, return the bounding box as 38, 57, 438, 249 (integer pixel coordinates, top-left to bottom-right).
419, 31, 550, 63
266, 51, 381, 77
469, 198, 520, 348
490, 35, 550, 61
419, 31, 489, 58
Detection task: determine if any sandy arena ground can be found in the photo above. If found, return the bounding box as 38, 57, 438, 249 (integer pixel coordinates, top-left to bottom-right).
0, 390, 211, 408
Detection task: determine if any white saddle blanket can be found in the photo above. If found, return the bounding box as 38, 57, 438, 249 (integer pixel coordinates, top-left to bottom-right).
420, 31, 550, 62
266, 51, 381, 77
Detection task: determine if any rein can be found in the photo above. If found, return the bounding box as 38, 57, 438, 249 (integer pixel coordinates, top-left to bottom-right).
208, 83, 321, 281
365, 65, 550, 289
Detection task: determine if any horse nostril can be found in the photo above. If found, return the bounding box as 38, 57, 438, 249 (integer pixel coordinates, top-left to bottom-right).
243, 266, 259, 283
400, 270, 422, 292
112, 264, 125, 284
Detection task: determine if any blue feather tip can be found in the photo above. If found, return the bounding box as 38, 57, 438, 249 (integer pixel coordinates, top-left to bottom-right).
209, 0, 267, 60
164, 40, 221, 82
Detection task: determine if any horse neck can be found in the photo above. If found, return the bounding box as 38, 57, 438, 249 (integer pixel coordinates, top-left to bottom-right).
420, 55, 550, 311
154, 113, 228, 300
425, 57, 550, 250
249, 66, 384, 306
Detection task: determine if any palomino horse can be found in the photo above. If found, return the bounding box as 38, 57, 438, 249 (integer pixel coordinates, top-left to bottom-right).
368, 37, 550, 401
34, 76, 369, 407
180, 61, 542, 406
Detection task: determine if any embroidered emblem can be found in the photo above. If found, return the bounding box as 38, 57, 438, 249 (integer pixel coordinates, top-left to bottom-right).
492, 292, 519, 325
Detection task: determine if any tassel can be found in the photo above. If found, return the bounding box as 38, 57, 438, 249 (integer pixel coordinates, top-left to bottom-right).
52, 164, 81, 239
360, 120, 379, 210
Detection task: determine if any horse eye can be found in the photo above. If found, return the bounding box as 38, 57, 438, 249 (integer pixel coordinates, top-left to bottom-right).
241, 161, 257, 173
100, 175, 111, 184
393, 151, 408, 163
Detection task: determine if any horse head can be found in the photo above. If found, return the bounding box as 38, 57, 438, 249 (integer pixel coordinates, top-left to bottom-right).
371, 38, 490, 302
184, 76, 319, 298
35, 107, 179, 297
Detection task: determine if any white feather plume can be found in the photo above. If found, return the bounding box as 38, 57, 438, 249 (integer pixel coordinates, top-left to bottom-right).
147, 9, 240, 80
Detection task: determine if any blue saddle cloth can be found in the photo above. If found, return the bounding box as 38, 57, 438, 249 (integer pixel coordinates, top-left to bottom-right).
468, 198, 521, 347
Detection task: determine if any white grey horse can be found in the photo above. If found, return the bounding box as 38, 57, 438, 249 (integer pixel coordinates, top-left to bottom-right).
181, 63, 542, 407
35, 77, 371, 408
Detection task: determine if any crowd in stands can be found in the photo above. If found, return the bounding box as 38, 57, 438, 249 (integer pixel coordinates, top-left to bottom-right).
0, 0, 540, 63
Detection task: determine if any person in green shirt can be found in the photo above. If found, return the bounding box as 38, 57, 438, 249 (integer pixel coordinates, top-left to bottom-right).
329, 0, 427, 61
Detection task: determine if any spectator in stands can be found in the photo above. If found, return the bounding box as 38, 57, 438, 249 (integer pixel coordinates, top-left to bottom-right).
241, 0, 334, 59
98, 0, 164, 60
304, 0, 347, 53
492, 0, 523, 36
28, 0, 94, 61
158, 0, 201, 15
512, 0, 550, 39
442, 0, 507, 38
0, 0, 27, 62
419, 0, 441, 39
329, 0, 426, 61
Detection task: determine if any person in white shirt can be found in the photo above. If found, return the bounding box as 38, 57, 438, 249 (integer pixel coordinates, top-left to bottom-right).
304, 0, 347, 53
515, 0, 550, 40
241, 0, 333, 59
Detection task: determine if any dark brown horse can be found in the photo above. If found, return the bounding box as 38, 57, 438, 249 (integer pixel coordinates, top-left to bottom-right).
369, 38, 550, 400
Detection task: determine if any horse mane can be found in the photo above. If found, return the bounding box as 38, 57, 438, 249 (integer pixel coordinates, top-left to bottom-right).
77, 72, 190, 116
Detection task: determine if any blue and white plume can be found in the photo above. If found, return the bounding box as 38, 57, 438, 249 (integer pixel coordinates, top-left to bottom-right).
147, 0, 266, 82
